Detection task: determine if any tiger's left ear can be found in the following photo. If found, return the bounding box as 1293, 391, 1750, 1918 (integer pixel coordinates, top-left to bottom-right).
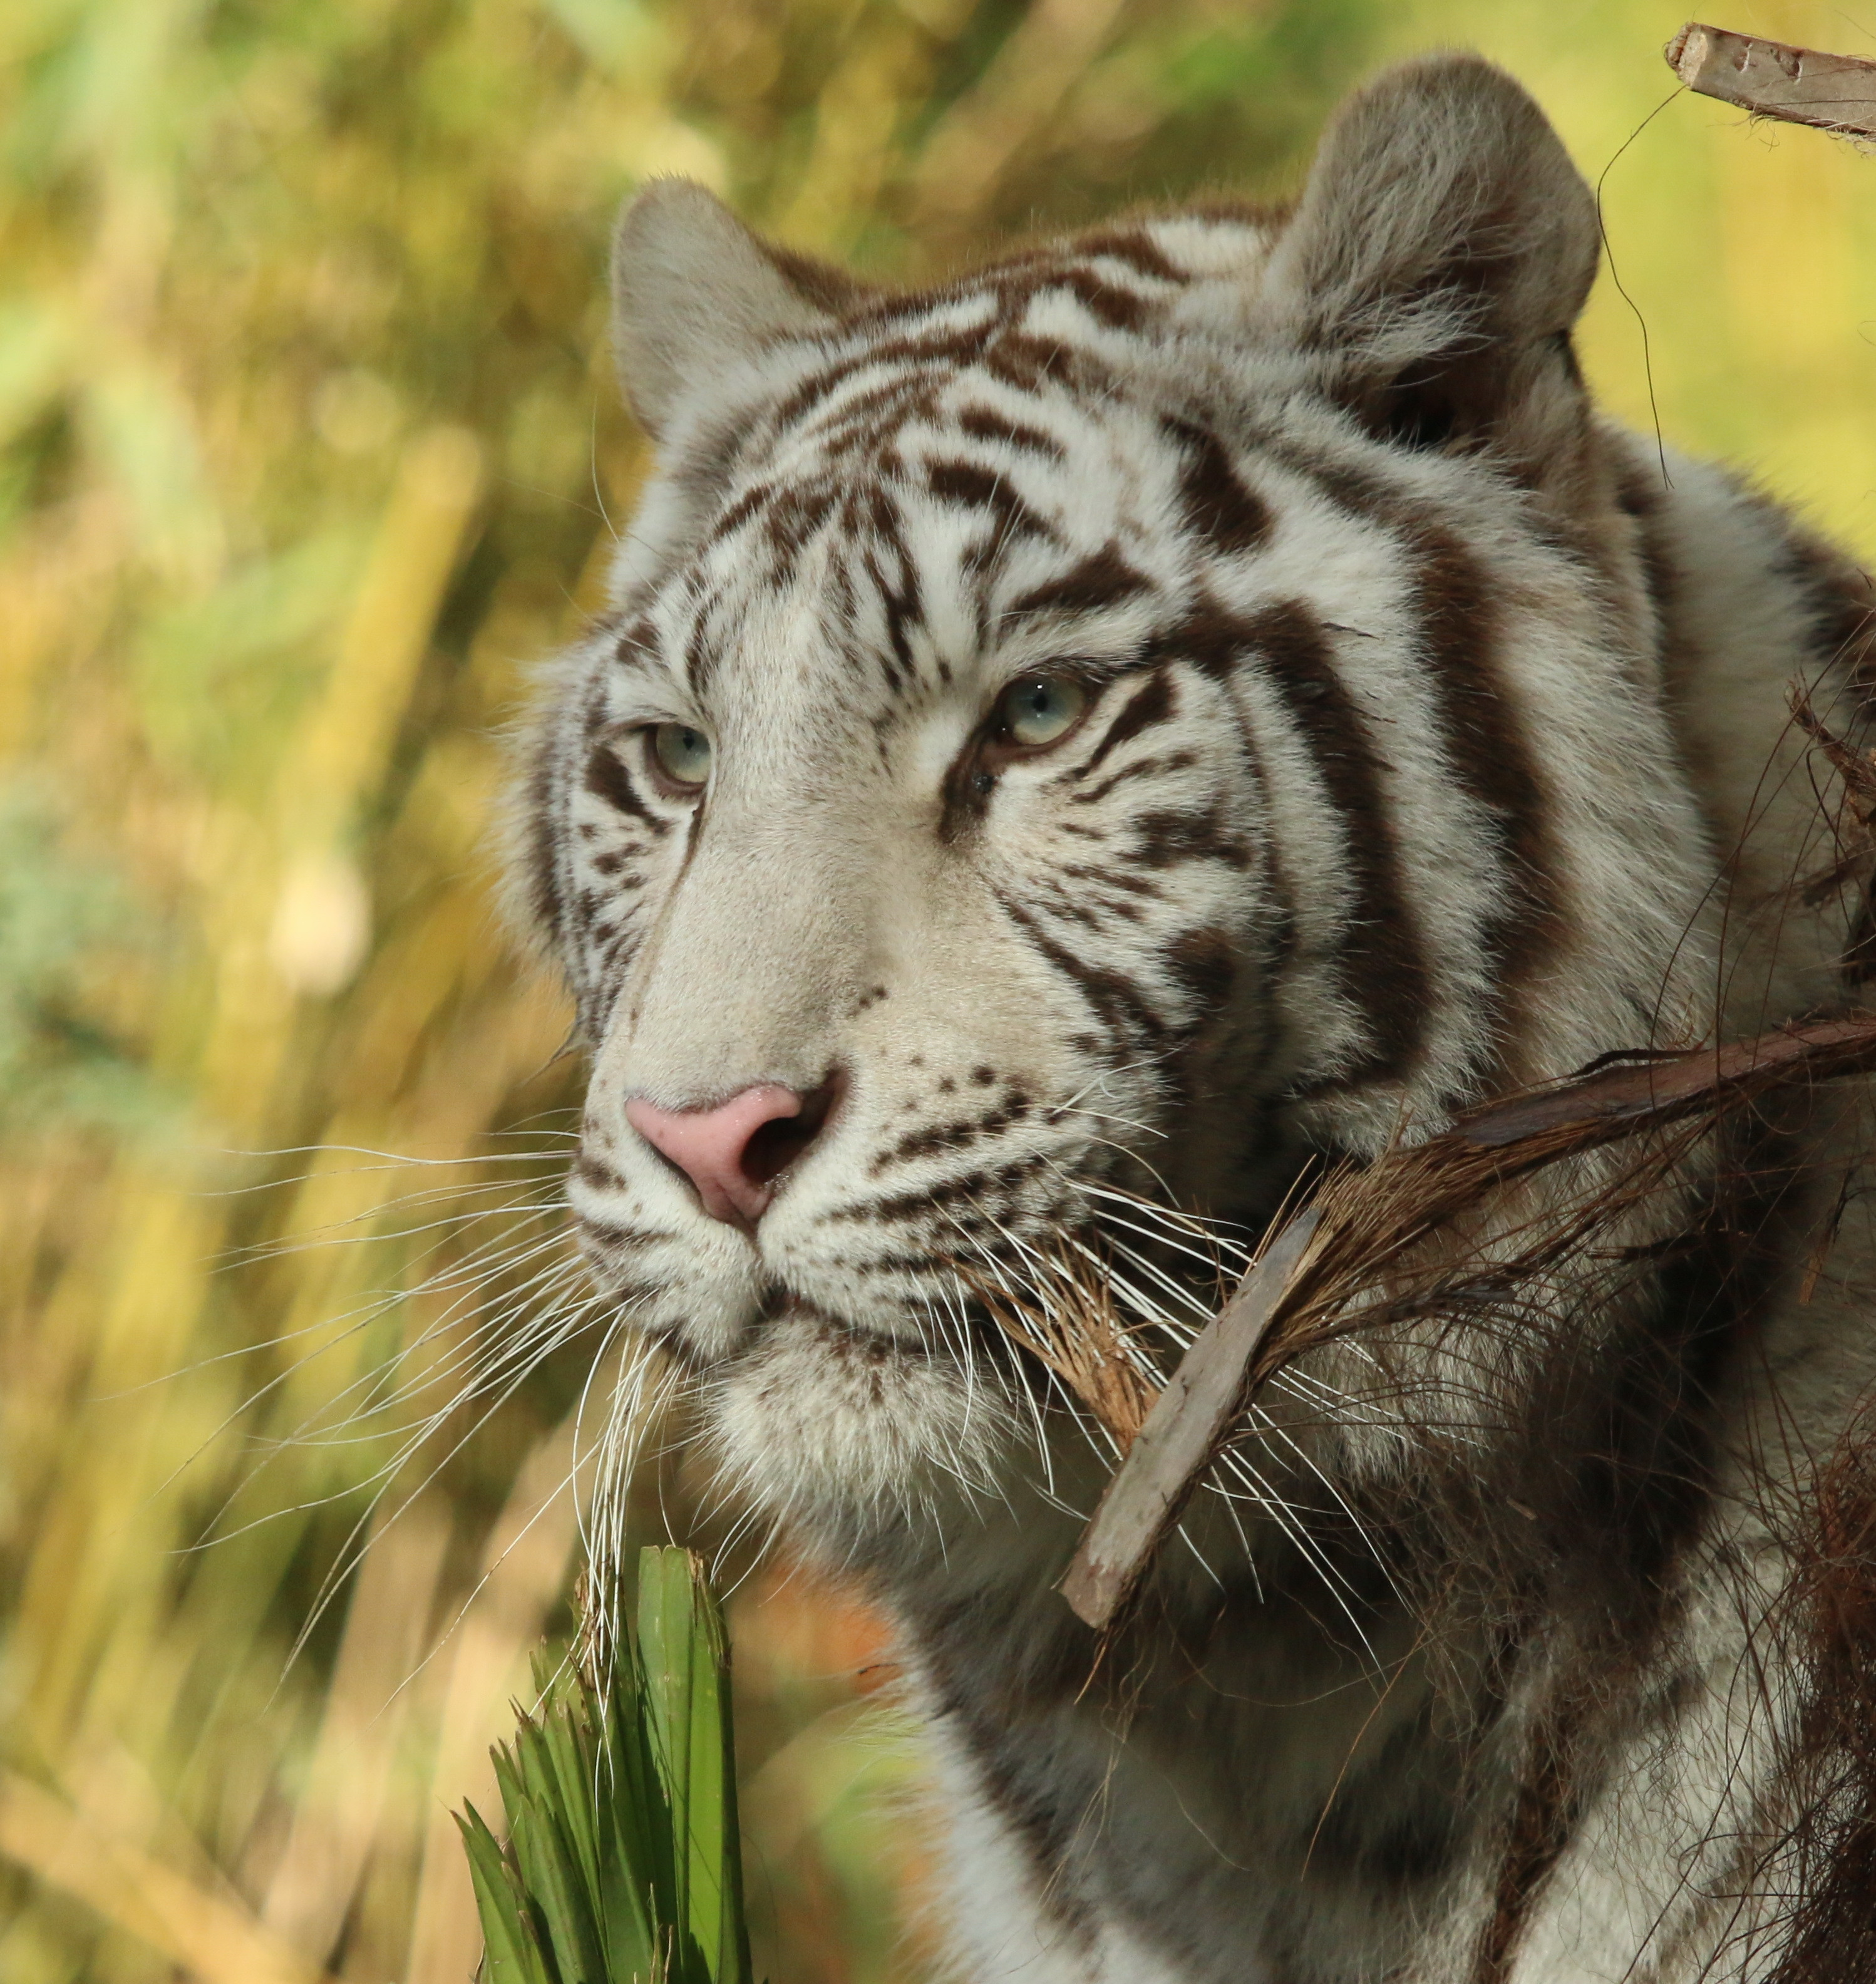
611, 180, 867, 439
1262, 54, 1599, 460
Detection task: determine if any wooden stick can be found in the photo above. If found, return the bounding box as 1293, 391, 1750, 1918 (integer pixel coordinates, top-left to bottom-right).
1059, 1013, 1876, 1631
1056, 1210, 1319, 1630
1667, 23, 1876, 138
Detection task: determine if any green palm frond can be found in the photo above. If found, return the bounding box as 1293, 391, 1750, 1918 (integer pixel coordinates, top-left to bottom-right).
459, 1548, 753, 1984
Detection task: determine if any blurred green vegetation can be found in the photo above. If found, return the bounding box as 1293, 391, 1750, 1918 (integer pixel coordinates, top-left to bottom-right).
3, 1, 1875, 1980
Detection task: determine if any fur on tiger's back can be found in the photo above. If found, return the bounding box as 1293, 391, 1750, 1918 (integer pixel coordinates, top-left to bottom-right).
517, 53, 1876, 1984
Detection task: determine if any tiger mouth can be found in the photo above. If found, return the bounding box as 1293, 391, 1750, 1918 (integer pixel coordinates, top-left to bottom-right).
751, 1288, 956, 1357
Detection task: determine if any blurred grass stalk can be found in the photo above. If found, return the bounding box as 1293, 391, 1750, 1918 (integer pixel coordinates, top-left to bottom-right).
460, 1549, 751, 1984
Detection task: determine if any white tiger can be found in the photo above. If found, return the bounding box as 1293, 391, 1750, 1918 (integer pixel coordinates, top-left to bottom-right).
518, 53, 1876, 1983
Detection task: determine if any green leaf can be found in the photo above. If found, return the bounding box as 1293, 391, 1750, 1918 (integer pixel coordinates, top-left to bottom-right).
636, 1551, 751, 1984
456, 1549, 751, 1984
513, 1792, 606, 1984
458, 1804, 554, 1984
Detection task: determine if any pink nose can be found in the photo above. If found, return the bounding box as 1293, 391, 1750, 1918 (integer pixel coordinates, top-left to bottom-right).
624, 1083, 822, 1229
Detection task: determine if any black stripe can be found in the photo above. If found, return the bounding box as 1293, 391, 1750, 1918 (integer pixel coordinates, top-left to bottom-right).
1616, 455, 1716, 800
574, 1149, 626, 1191
1770, 510, 1876, 674
1163, 924, 1237, 1021
982, 330, 1103, 396
1187, 598, 1432, 1087
708, 479, 776, 545
811, 377, 939, 457
767, 324, 989, 430
1123, 805, 1251, 871
1069, 229, 1187, 283
583, 740, 670, 837
994, 889, 1169, 1048
1071, 669, 1175, 780
1059, 861, 1162, 899
1406, 519, 1562, 1043
761, 480, 838, 557
612, 611, 657, 663
1008, 544, 1150, 622
1272, 448, 1564, 1079
958, 406, 1065, 458
523, 732, 565, 938
1765, 511, 1876, 985
870, 1098, 1033, 1174
906, 1611, 1101, 1953
1168, 421, 1272, 555
1040, 267, 1148, 331
1069, 752, 1195, 807
828, 1149, 1054, 1224
926, 459, 1054, 546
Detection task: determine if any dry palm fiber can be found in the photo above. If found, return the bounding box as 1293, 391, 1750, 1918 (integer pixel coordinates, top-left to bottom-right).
1059, 1011, 1876, 1629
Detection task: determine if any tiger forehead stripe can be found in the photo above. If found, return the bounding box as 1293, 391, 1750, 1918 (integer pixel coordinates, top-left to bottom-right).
1005, 546, 1150, 623
925, 458, 1059, 549
1168, 423, 1274, 557
956, 406, 1067, 459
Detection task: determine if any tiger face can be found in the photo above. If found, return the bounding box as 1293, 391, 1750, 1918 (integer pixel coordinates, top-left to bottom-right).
550, 376, 1292, 1521
520, 58, 1714, 1539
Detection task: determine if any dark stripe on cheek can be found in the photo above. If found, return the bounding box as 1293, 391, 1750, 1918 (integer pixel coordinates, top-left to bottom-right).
1164, 925, 1237, 1022
1406, 522, 1562, 1048
1073, 669, 1175, 778
1068, 752, 1197, 806
994, 889, 1168, 1047
1125, 806, 1251, 871
1215, 598, 1432, 1085
1275, 445, 1565, 1080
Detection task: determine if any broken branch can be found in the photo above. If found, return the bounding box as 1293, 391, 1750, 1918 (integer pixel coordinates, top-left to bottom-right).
1667, 23, 1876, 138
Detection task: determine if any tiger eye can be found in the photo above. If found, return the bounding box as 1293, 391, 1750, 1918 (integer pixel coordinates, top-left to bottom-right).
649, 723, 712, 788
1000, 675, 1088, 748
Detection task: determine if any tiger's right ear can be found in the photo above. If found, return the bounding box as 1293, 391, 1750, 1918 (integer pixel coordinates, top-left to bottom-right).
611, 181, 860, 438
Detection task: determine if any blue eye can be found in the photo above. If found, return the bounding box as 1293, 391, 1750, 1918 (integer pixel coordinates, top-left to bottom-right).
649, 723, 711, 788
1001, 675, 1087, 748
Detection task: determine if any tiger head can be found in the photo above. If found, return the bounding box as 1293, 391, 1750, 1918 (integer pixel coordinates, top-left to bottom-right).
518, 56, 1718, 1550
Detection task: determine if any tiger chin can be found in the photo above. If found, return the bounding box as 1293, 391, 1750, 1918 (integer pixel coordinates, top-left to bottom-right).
518, 52, 1876, 1984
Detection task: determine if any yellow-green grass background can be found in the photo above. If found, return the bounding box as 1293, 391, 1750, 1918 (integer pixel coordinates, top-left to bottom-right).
3, 1, 1873, 1979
